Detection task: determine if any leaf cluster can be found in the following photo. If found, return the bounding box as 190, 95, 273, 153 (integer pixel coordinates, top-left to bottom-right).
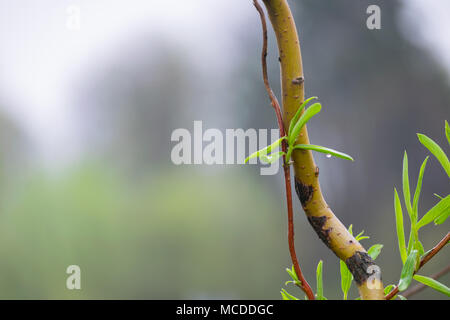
245, 97, 353, 165
388, 121, 450, 298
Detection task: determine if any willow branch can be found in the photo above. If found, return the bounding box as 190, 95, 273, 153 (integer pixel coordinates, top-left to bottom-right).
385, 232, 450, 300
260, 0, 384, 299
254, 0, 315, 300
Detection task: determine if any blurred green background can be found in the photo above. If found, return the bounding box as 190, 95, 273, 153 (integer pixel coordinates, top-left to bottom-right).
0, 0, 448, 299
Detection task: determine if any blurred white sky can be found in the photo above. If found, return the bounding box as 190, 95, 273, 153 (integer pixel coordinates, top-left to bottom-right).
399, 0, 450, 78
0, 0, 449, 166
0, 0, 248, 165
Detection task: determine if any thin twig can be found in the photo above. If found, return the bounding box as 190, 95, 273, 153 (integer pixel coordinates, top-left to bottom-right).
402, 264, 450, 298
385, 232, 450, 300
419, 232, 450, 269
253, 0, 285, 136
253, 0, 315, 300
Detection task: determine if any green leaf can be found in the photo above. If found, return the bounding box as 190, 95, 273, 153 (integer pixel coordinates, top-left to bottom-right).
260, 151, 285, 164
398, 250, 418, 291
288, 96, 318, 137
417, 133, 450, 178
384, 284, 395, 295
416, 195, 450, 229
354, 229, 369, 241
412, 157, 429, 218
415, 240, 425, 258
394, 188, 407, 264
244, 136, 286, 163
402, 152, 414, 222
434, 193, 444, 200
445, 120, 450, 146
316, 260, 324, 300
348, 224, 353, 236
413, 275, 450, 297
292, 144, 354, 161
288, 102, 322, 146
286, 266, 299, 283
281, 288, 299, 300
355, 230, 364, 239
397, 295, 407, 300
406, 229, 415, 256
367, 244, 383, 260
434, 206, 450, 225
340, 260, 352, 300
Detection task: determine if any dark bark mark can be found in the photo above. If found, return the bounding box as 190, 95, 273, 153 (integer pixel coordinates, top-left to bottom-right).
346, 251, 378, 285
294, 178, 313, 206
292, 76, 304, 85
307, 215, 332, 249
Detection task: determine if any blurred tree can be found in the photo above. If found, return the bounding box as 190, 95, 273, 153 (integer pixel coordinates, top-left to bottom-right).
76, 39, 194, 174
0, 103, 30, 175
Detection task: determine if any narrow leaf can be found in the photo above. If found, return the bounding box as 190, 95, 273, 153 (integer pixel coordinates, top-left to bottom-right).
384, 284, 395, 295
281, 291, 289, 300
415, 240, 425, 258
434, 206, 450, 225
286, 266, 298, 282
260, 151, 285, 164
413, 275, 450, 297
244, 136, 286, 163
445, 120, 450, 146
434, 193, 444, 200
288, 96, 318, 137
412, 157, 429, 217
340, 260, 352, 300
289, 103, 322, 146
398, 250, 418, 291
394, 188, 407, 264
281, 288, 299, 300
367, 244, 383, 260
355, 230, 365, 239
292, 144, 354, 161
402, 152, 414, 222
416, 195, 450, 229
316, 260, 324, 300
417, 133, 450, 178
406, 229, 415, 256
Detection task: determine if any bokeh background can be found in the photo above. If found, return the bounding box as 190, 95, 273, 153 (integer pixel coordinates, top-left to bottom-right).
0, 0, 448, 299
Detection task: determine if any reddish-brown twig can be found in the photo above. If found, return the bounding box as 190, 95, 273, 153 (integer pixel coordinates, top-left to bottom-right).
418, 232, 450, 269
253, 0, 285, 135
403, 264, 450, 298
253, 0, 315, 300
385, 232, 450, 300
